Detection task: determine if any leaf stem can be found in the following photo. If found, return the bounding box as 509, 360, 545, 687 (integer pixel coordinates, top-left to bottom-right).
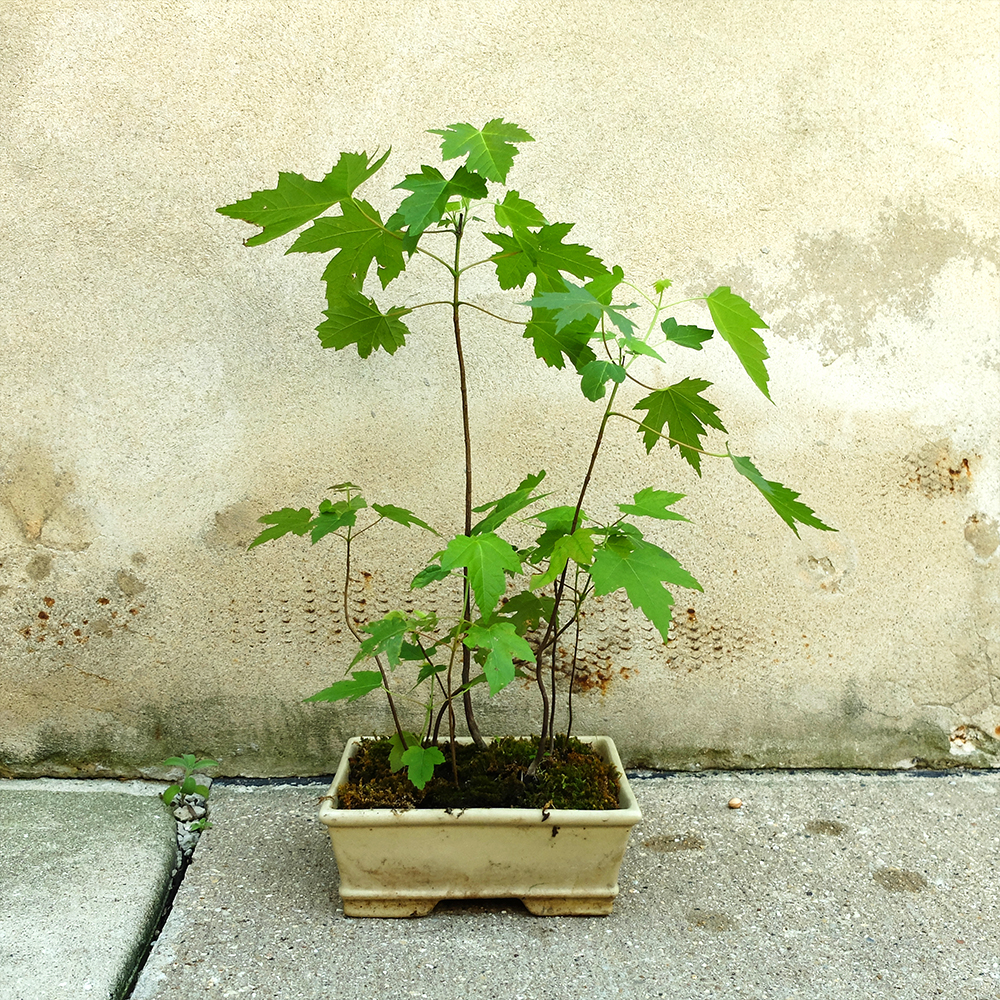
458, 302, 529, 326
457, 256, 502, 274
404, 300, 528, 327
527, 380, 621, 775
660, 295, 708, 311
607, 412, 729, 457
449, 214, 486, 751
341, 529, 408, 749
620, 280, 661, 310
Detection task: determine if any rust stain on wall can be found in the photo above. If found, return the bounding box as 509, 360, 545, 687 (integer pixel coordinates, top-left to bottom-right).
17, 594, 146, 651
901, 441, 976, 496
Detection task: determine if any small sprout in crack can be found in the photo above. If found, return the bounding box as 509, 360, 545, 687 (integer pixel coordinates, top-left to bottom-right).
160, 753, 219, 806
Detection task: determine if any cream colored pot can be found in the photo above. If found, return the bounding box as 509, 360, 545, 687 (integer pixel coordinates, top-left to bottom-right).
318, 735, 641, 917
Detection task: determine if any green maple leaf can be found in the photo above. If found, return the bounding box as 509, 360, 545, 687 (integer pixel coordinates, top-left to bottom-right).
485, 222, 608, 292
248, 507, 313, 549
523, 311, 598, 371
618, 332, 665, 363
729, 454, 836, 538
286, 199, 405, 291
310, 495, 368, 543
524, 279, 638, 336
428, 119, 534, 183
705, 287, 771, 399
463, 622, 535, 695
393, 164, 488, 244
400, 637, 438, 664
512, 258, 617, 373
486, 229, 534, 289
617, 488, 689, 522
317, 288, 411, 358
414, 661, 446, 685
471, 471, 548, 535
217, 149, 391, 246
410, 563, 452, 589
494, 190, 547, 230
660, 317, 714, 351
534, 505, 583, 532
579, 360, 627, 401
633, 378, 727, 475
528, 506, 590, 562
589, 527, 702, 642
530, 528, 595, 590
400, 743, 446, 789
371, 503, 438, 535
440, 532, 523, 616
388, 731, 424, 772
305, 670, 383, 703
351, 611, 427, 670
493, 591, 553, 634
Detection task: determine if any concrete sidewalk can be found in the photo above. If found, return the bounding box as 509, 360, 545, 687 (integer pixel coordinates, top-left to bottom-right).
3, 772, 1000, 1000
0, 779, 177, 1000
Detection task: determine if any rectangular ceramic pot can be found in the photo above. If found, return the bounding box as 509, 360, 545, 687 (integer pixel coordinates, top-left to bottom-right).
318, 735, 641, 917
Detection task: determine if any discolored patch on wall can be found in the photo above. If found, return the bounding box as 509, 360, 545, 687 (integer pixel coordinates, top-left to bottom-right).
778, 205, 998, 361
25, 553, 52, 581
216, 561, 650, 697
964, 513, 999, 561
949, 724, 1000, 760
0, 446, 94, 550
543, 601, 756, 689
801, 555, 840, 593
213, 574, 348, 655
204, 500, 268, 551
901, 440, 976, 496
115, 569, 146, 598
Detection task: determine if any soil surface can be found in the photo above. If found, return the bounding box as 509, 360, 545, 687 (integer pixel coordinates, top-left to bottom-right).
337, 735, 621, 810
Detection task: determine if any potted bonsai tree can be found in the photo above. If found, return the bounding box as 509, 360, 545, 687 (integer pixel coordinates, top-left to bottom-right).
217, 119, 833, 916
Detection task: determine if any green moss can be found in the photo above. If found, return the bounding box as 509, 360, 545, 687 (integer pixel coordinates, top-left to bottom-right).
339, 736, 621, 810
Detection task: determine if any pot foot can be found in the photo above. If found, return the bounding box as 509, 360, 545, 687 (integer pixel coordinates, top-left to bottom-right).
342, 897, 440, 918
521, 895, 615, 916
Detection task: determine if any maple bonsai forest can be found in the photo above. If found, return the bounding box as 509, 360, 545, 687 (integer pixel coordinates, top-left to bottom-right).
217, 119, 834, 792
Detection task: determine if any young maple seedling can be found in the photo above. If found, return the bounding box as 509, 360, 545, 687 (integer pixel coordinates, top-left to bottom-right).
160, 753, 218, 806
218, 119, 834, 790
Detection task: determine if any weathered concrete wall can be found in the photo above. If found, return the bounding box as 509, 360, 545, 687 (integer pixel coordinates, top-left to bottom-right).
2, 1, 997, 776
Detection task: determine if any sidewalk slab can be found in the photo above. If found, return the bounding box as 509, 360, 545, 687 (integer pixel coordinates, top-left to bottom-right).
133, 771, 1000, 1000
0, 779, 177, 1000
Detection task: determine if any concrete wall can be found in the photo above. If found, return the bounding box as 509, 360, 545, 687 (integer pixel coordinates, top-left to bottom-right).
2, 1, 997, 777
